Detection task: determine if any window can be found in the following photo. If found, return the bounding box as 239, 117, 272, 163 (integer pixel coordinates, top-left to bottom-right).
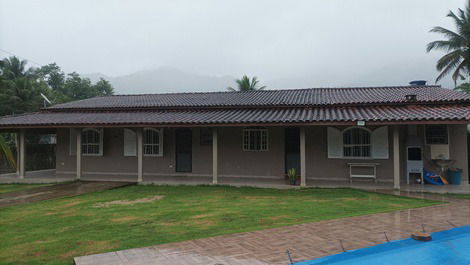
200, 128, 213, 145
144, 128, 163, 156
81, 128, 103, 156
343, 127, 371, 158
243, 127, 268, 151
425, 125, 448, 144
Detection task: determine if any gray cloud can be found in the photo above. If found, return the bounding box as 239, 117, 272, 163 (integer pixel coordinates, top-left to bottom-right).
0, 0, 466, 93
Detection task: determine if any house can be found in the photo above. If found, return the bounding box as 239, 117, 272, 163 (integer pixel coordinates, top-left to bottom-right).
0, 85, 469, 189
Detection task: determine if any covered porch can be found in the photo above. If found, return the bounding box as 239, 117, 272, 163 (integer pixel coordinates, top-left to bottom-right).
1, 169, 469, 194
2, 123, 468, 193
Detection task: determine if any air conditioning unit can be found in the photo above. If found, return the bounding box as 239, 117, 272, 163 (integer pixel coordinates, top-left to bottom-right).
430, 145, 450, 160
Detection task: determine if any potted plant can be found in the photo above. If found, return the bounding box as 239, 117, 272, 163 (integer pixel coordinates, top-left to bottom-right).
287, 168, 297, 185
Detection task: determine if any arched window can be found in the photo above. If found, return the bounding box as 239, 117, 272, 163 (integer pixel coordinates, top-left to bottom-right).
144, 128, 163, 156
82, 128, 103, 155
343, 127, 371, 158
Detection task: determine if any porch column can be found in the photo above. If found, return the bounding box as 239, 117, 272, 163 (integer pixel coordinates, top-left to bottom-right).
300, 127, 306, 187
18, 129, 25, 179
393, 126, 400, 189
76, 128, 82, 180
137, 128, 143, 183
212, 128, 218, 184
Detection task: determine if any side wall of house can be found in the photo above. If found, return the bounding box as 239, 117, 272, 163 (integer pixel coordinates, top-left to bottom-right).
55, 125, 468, 183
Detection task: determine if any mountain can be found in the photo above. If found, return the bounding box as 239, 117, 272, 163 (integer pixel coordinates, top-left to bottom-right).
84, 67, 236, 94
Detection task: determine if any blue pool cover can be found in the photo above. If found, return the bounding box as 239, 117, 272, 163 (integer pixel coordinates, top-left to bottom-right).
295, 225, 470, 265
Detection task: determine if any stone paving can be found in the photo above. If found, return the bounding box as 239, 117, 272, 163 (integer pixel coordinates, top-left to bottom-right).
0, 181, 134, 207
74, 191, 470, 265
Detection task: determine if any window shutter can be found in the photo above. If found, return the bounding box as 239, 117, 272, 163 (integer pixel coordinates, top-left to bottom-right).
98, 128, 104, 156
69, 129, 77, 156
372, 126, 389, 159
123, 129, 137, 157
327, 127, 343, 158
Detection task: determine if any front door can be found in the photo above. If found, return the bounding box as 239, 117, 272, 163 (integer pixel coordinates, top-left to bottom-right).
175, 129, 192, 172
285, 127, 300, 174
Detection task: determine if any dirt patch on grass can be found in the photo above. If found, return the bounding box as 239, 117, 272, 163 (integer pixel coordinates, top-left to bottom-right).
342, 198, 361, 201
111, 216, 138, 223
242, 196, 280, 200
60, 240, 117, 259
93, 195, 164, 208
192, 219, 217, 227
269, 215, 290, 220
192, 213, 217, 219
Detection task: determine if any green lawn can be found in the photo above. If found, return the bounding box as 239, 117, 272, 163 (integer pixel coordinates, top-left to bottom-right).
0, 184, 51, 194
447, 193, 470, 200
0, 185, 440, 265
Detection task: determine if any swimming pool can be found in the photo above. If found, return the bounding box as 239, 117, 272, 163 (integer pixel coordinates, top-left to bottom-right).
294, 225, 470, 265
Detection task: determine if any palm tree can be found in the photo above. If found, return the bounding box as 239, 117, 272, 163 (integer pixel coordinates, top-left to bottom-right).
0, 135, 16, 170
228, 75, 266, 91
0, 56, 34, 80
427, 1, 470, 84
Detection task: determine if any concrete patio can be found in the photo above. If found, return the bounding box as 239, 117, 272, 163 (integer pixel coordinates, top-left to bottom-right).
1, 169, 469, 194
74, 191, 470, 265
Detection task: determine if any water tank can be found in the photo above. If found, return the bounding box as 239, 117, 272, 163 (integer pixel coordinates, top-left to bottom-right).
409, 80, 427, 86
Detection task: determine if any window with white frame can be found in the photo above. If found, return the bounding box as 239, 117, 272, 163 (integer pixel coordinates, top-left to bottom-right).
243, 127, 268, 151
425, 125, 448, 145
343, 127, 371, 158
144, 128, 163, 156
81, 128, 103, 155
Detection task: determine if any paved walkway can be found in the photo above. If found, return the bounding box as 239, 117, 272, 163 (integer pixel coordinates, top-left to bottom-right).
0, 181, 134, 207
74, 191, 470, 265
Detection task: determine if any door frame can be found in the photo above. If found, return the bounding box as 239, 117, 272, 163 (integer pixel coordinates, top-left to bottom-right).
175, 128, 192, 173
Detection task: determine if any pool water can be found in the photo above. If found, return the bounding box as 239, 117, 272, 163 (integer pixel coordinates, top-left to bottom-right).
295, 225, 470, 265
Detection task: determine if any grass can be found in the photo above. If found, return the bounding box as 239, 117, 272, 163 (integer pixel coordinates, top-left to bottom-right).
0, 184, 51, 194
446, 193, 470, 200
0, 185, 440, 265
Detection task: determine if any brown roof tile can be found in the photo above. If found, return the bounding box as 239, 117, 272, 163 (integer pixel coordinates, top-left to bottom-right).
47, 86, 470, 110
1, 105, 468, 127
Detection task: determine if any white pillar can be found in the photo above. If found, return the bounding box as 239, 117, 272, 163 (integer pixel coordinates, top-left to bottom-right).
300, 127, 306, 187
15, 132, 20, 176
393, 126, 400, 190
18, 130, 25, 179
76, 128, 82, 180
212, 128, 218, 184
137, 128, 143, 183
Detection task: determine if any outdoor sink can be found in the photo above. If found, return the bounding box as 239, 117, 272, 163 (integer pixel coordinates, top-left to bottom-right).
431, 159, 455, 173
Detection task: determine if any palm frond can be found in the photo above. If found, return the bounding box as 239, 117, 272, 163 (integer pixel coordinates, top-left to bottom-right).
447, 10, 464, 28
429, 26, 466, 42
426, 40, 456, 52
452, 59, 469, 81
435, 55, 463, 82
0, 135, 16, 169
435, 49, 464, 70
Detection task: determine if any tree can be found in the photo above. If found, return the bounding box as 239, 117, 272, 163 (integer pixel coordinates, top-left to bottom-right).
0, 56, 35, 80
228, 75, 266, 91
93, 78, 114, 96
0, 56, 45, 116
0, 56, 115, 113
427, 1, 470, 84
0, 135, 16, 169
455, 82, 470, 93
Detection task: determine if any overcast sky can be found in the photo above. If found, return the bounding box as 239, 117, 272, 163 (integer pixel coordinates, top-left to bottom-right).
0, 0, 467, 92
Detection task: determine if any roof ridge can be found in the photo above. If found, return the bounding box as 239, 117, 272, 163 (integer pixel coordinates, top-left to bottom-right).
106, 85, 443, 97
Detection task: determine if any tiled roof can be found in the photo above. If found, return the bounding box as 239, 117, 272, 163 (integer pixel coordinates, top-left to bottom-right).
1, 105, 468, 127
47, 86, 470, 110
1, 86, 469, 127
